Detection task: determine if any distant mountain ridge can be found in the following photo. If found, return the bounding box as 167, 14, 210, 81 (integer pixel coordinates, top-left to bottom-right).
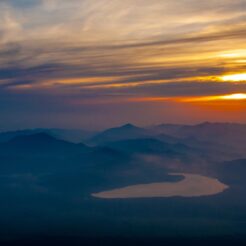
1, 133, 90, 156
150, 122, 246, 156
87, 123, 154, 145
0, 128, 97, 143
1, 122, 245, 161
0, 132, 129, 174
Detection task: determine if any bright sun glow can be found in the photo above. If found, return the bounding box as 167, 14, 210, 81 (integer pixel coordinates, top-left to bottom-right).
218, 49, 246, 59
220, 93, 246, 100
181, 93, 246, 102
221, 73, 246, 82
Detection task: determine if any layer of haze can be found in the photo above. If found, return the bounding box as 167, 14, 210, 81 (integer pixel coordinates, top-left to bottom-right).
0, 0, 246, 130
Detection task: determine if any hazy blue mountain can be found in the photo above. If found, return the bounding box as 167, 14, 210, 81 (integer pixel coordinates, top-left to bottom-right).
175, 122, 246, 140
87, 123, 154, 145
155, 133, 181, 144
151, 122, 246, 160
151, 122, 246, 144
0, 128, 97, 143
47, 129, 97, 143
0, 133, 90, 155
0, 129, 42, 143
104, 138, 182, 155
149, 123, 184, 135
102, 138, 207, 172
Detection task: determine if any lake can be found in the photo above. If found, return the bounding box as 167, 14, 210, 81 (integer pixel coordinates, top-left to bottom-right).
92, 173, 229, 199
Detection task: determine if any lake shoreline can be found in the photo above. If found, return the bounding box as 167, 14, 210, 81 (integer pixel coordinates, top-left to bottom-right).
92, 173, 229, 199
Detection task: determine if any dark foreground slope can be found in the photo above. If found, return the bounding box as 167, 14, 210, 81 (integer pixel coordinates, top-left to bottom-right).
2, 236, 246, 246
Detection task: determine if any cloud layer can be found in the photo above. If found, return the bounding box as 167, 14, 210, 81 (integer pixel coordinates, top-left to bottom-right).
0, 0, 245, 129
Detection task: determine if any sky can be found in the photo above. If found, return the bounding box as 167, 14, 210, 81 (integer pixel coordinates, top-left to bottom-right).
0, 0, 246, 130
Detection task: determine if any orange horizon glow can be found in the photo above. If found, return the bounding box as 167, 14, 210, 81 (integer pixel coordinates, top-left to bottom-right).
127, 93, 246, 103
179, 93, 246, 102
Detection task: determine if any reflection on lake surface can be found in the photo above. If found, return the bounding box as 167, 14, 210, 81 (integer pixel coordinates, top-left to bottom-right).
92, 173, 229, 199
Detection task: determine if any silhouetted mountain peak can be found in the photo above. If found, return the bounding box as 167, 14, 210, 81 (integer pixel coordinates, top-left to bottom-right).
197, 121, 211, 126
120, 123, 139, 129
87, 123, 151, 145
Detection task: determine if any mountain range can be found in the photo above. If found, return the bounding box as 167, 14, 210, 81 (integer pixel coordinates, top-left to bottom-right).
1, 122, 246, 242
